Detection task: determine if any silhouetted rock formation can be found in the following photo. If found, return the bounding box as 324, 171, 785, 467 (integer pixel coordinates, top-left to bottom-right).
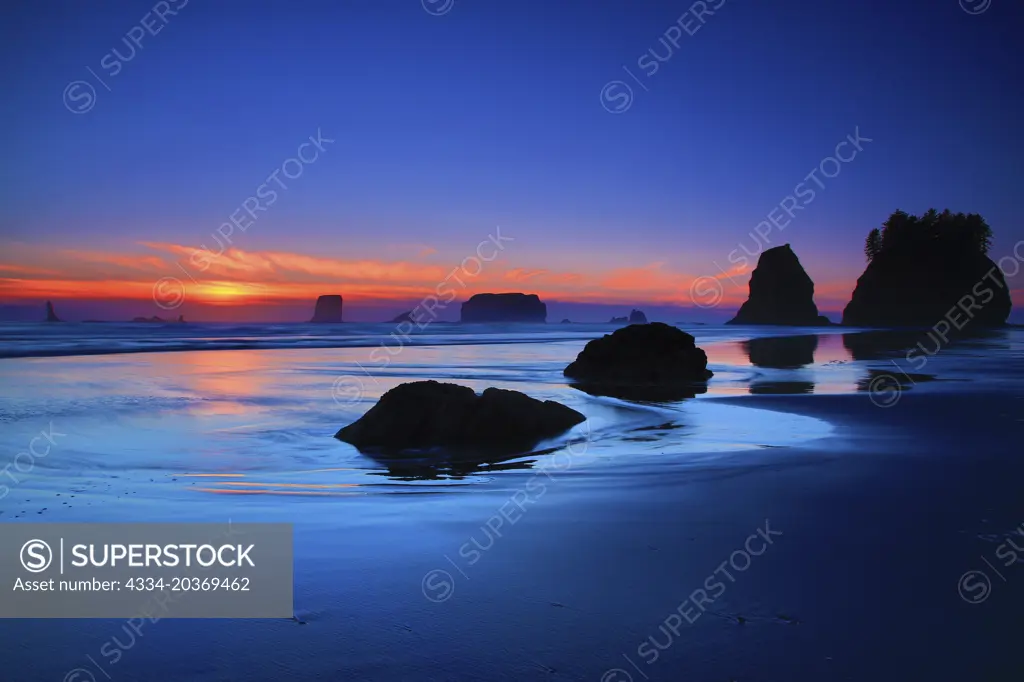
311, 295, 344, 323
843, 209, 1011, 327
727, 244, 830, 326
460, 293, 546, 323
561, 318, 571, 324
564, 323, 712, 400
131, 315, 183, 323
391, 310, 414, 323
44, 301, 61, 322
609, 316, 628, 324
335, 381, 584, 455
742, 335, 818, 369
628, 309, 647, 323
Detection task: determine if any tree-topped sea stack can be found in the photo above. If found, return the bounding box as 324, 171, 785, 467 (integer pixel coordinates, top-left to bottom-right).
460, 293, 546, 323
843, 209, 1011, 327
564, 322, 712, 400
727, 244, 830, 325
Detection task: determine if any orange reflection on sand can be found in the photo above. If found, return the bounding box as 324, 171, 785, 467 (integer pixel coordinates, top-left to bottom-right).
148, 350, 276, 414
704, 340, 754, 366
195, 488, 361, 497
207, 481, 360, 489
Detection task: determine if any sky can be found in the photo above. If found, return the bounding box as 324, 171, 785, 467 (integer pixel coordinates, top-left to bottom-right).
1, 0, 1022, 322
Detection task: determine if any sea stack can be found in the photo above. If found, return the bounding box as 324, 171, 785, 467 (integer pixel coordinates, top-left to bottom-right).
843, 210, 1011, 327
44, 301, 61, 322
628, 309, 647, 323
311, 295, 344, 323
461, 293, 546, 323
391, 310, 414, 323
727, 244, 831, 325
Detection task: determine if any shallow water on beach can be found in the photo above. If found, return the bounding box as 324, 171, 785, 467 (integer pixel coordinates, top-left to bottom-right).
1, 324, 1022, 681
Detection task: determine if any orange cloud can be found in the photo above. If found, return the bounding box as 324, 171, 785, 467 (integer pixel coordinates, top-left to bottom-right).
0, 240, 859, 311
0, 264, 65, 277
504, 268, 548, 282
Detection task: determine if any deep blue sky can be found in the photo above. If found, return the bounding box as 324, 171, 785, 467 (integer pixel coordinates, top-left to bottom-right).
1, 0, 1022, 320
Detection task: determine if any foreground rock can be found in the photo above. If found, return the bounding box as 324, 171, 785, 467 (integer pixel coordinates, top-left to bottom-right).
44, 301, 61, 322
461, 293, 546, 323
335, 381, 585, 454
310, 295, 344, 323
843, 210, 1011, 326
727, 244, 831, 325
564, 323, 712, 400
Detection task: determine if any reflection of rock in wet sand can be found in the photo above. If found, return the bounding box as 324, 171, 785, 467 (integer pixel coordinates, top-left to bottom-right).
742, 335, 818, 369
857, 368, 936, 393
570, 381, 707, 402
843, 328, 1008, 362
364, 453, 539, 481
749, 381, 815, 395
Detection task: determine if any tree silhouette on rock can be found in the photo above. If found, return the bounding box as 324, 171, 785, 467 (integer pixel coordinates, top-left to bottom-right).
844, 208, 1009, 327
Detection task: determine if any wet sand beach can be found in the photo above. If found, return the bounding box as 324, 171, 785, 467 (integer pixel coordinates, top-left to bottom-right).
0, 325, 1021, 681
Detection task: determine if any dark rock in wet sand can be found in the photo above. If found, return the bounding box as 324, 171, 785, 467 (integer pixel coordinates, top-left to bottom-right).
335, 380, 585, 454
564, 323, 712, 400
45, 301, 61, 322
461, 293, 546, 323
311, 295, 344, 323
727, 244, 831, 326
